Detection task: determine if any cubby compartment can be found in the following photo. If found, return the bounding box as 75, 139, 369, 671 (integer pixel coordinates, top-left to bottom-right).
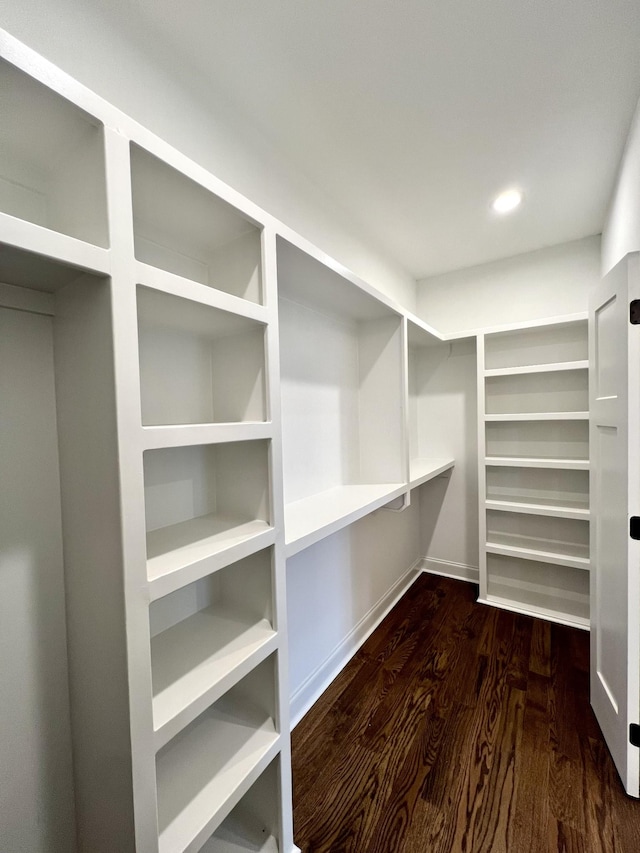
407, 320, 456, 487
484, 368, 588, 415
156, 655, 279, 853
137, 285, 267, 426
485, 419, 589, 463
486, 553, 589, 627
486, 510, 589, 568
201, 757, 281, 852
130, 144, 262, 302
486, 466, 589, 512
0, 59, 108, 246
484, 320, 587, 370
143, 441, 271, 588
150, 548, 277, 748
277, 238, 405, 555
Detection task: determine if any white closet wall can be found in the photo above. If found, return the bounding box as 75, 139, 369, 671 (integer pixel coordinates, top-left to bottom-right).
414, 339, 479, 581
287, 501, 422, 724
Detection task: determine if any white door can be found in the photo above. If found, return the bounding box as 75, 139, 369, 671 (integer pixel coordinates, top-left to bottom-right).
589, 252, 640, 796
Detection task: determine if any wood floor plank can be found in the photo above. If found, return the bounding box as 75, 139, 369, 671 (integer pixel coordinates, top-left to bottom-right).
291, 574, 640, 853
509, 671, 551, 853
529, 617, 551, 677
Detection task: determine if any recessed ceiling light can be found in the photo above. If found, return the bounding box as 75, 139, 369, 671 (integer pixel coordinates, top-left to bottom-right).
492, 188, 523, 214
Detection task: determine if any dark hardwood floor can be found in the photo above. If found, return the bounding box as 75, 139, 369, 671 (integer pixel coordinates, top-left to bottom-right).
291, 573, 640, 853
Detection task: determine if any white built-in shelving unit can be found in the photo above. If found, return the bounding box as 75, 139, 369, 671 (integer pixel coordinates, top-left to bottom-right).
1, 27, 461, 852
477, 315, 591, 628
277, 238, 408, 556
0, 30, 297, 853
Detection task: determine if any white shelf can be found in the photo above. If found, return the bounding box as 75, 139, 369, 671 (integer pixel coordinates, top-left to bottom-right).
486, 540, 590, 571
142, 423, 272, 451
0, 212, 110, 280
484, 360, 588, 377
485, 499, 589, 520
485, 412, 589, 422
156, 700, 279, 853
409, 457, 455, 488
478, 595, 590, 630
284, 483, 405, 558
135, 261, 268, 325
485, 456, 589, 470
144, 440, 271, 596
152, 609, 278, 750
147, 517, 273, 594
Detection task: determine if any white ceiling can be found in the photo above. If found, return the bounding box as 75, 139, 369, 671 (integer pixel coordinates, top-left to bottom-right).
92, 0, 640, 279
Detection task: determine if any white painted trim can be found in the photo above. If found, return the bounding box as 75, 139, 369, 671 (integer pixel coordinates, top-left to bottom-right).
289, 562, 423, 728
420, 557, 480, 584
477, 596, 590, 631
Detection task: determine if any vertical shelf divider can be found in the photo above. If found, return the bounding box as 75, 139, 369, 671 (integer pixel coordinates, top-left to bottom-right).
477, 333, 488, 603
103, 125, 159, 852
261, 225, 300, 853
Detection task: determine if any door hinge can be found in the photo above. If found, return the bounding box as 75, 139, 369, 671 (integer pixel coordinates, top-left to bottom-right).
631, 300, 640, 325
631, 517, 640, 540
630, 724, 640, 747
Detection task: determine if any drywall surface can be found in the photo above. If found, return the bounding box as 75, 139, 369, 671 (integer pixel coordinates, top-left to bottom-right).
1, 1, 416, 311
415, 340, 479, 580
417, 236, 600, 335
602, 97, 640, 272
287, 500, 421, 722
0, 308, 77, 853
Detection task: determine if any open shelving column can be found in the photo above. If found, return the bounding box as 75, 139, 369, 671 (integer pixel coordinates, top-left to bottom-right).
277, 238, 407, 557
406, 317, 456, 490
126, 137, 297, 853
477, 316, 591, 628
0, 36, 297, 853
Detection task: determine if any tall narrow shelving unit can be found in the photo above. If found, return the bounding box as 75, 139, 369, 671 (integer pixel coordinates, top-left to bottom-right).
276, 238, 407, 557
477, 315, 591, 628
0, 32, 297, 853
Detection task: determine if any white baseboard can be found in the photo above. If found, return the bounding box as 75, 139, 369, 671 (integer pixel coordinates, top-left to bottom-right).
289, 560, 423, 729
420, 556, 479, 583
